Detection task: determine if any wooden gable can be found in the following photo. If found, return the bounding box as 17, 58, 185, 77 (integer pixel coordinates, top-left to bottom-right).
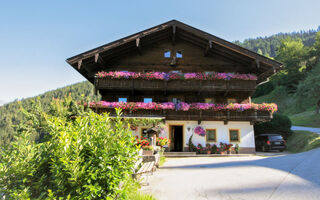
66, 20, 282, 84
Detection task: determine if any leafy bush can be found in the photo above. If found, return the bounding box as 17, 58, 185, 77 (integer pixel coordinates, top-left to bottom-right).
254, 113, 292, 139
0, 98, 140, 199
211, 144, 218, 154
286, 131, 320, 153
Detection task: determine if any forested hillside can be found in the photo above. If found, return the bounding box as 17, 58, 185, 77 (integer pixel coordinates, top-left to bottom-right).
235, 27, 319, 57
0, 81, 99, 146
1, 27, 320, 146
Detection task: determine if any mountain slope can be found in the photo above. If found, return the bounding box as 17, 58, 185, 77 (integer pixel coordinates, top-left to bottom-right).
0, 81, 99, 146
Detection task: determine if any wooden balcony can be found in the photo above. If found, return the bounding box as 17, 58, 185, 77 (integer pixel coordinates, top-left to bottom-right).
94, 78, 256, 93
92, 107, 272, 123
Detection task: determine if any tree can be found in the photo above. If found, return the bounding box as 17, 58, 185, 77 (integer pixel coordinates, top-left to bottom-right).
275, 37, 308, 93
295, 62, 320, 113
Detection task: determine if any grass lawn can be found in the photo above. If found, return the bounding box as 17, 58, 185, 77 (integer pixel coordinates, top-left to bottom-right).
286, 131, 320, 153
289, 110, 320, 128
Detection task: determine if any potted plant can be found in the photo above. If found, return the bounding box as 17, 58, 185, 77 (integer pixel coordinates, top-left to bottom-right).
235, 144, 239, 154
156, 137, 170, 148
206, 143, 211, 154
219, 142, 226, 154
194, 126, 206, 137
211, 144, 218, 154
142, 145, 154, 156
226, 144, 233, 154
196, 143, 204, 154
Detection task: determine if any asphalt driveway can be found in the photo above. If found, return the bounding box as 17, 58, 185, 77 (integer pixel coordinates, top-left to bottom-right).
291, 126, 320, 134
142, 149, 320, 200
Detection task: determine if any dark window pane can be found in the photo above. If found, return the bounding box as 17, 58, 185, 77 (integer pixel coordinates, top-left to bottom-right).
118, 98, 127, 103
206, 129, 216, 141
164, 50, 171, 58
230, 130, 239, 141
176, 50, 183, 58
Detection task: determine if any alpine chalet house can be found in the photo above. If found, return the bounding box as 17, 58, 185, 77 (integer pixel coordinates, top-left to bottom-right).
66, 20, 281, 153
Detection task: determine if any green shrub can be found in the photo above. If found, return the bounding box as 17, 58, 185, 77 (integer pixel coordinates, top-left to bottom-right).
0, 98, 140, 199
254, 113, 292, 139
286, 131, 320, 153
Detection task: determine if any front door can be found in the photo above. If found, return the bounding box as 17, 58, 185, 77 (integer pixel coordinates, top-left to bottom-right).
170, 125, 183, 152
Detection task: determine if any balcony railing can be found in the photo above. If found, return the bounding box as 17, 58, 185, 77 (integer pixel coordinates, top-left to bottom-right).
91, 106, 272, 122
94, 78, 256, 92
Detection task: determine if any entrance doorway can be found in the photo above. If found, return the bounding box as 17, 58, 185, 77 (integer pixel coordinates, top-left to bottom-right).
170, 125, 183, 152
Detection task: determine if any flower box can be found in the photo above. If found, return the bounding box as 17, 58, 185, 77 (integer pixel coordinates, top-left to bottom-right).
142, 150, 154, 156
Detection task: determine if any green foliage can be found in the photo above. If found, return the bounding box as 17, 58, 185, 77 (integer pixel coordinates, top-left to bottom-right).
286, 131, 320, 153
295, 62, 320, 111
187, 134, 197, 152
211, 144, 218, 154
159, 150, 166, 167
235, 29, 318, 57
0, 98, 141, 199
254, 113, 292, 139
0, 81, 99, 147
252, 81, 275, 98
253, 86, 293, 113
274, 37, 308, 92
119, 178, 156, 200
289, 111, 320, 128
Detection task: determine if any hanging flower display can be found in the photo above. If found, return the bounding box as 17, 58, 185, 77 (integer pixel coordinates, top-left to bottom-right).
87, 101, 278, 113
194, 126, 206, 137
96, 71, 258, 81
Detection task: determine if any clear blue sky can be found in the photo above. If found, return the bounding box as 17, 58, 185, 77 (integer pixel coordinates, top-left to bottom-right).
1, 0, 320, 105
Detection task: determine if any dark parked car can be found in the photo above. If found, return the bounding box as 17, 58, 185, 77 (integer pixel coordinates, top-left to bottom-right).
255, 134, 286, 152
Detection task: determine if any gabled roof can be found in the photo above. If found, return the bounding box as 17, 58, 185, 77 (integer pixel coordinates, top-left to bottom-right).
66, 20, 282, 83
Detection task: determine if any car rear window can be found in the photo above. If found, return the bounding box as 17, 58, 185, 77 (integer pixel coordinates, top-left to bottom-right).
269, 135, 283, 141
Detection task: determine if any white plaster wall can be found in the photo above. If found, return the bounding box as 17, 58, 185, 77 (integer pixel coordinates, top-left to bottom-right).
132, 121, 255, 149
163, 121, 255, 148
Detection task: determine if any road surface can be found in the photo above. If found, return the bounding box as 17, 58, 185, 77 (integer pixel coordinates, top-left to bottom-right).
142, 149, 320, 200
291, 126, 320, 134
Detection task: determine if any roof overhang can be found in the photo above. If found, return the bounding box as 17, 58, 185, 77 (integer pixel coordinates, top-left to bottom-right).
66, 20, 283, 83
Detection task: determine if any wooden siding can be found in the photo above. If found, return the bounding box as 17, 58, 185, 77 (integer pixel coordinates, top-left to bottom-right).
92, 107, 272, 123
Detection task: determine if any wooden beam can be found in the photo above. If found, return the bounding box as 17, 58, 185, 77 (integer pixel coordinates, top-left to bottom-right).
204, 40, 213, 56
77, 60, 82, 70
178, 32, 252, 65
172, 25, 176, 45
136, 38, 142, 55
256, 59, 260, 68
94, 53, 107, 66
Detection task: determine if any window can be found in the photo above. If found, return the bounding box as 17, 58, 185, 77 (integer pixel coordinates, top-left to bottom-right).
118, 98, 127, 103
205, 98, 215, 104
176, 50, 183, 58
205, 71, 214, 75
141, 128, 148, 138
172, 97, 182, 104
227, 98, 237, 104
206, 129, 217, 142
164, 50, 171, 58
229, 129, 240, 142
170, 70, 181, 73
143, 69, 153, 73
144, 98, 152, 103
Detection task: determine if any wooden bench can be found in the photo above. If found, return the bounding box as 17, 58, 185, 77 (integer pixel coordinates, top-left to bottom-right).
133, 159, 155, 180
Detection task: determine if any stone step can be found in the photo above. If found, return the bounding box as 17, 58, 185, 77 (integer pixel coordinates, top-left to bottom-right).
164, 152, 197, 157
